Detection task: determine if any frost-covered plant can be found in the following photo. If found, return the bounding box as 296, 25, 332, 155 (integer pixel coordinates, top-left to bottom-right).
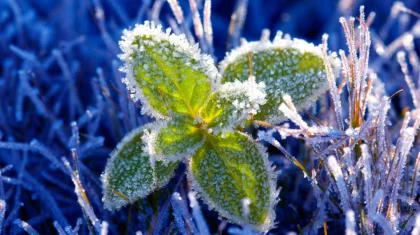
2, 0, 420, 234
101, 19, 337, 231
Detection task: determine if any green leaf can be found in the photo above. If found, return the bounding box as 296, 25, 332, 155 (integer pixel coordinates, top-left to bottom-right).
219, 38, 340, 123
189, 131, 277, 231
102, 126, 179, 211
155, 160, 180, 188
200, 79, 266, 135
119, 21, 218, 119
144, 116, 205, 163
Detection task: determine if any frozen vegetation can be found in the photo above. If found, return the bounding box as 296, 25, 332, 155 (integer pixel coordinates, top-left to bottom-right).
0, 0, 419, 234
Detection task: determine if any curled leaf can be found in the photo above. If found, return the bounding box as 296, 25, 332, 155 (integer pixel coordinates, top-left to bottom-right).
119, 21, 218, 119
189, 131, 277, 232
102, 126, 178, 210
220, 37, 340, 123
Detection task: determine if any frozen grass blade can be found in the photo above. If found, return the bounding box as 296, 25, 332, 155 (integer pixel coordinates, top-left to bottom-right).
227, 0, 248, 50
13, 219, 39, 235
327, 156, 351, 212
345, 210, 357, 235
321, 34, 344, 130
188, 192, 210, 235
203, 0, 214, 56
167, 0, 184, 24
0, 200, 5, 234
171, 192, 189, 235
397, 51, 419, 108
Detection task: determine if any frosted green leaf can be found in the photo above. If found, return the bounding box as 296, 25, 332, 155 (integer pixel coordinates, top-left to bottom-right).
155, 160, 179, 188
201, 79, 266, 135
189, 131, 277, 232
143, 116, 205, 163
220, 37, 340, 123
119, 21, 218, 119
102, 126, 179, 211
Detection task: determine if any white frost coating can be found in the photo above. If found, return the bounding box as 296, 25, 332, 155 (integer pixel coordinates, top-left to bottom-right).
367, 190, 383, 221
102, 123, 177, 211
102, 126, 152, 210
361, 144, 372, 206
100, 222, 108, 235
63, 158, 102, 232
278, 94, 308, 129
311, 178, 326, 232
207, 79, 266, 135
119, 21, 219, 118
247, 76, 267, 115
242, 197, 251, 218
371, 213, 395, 235
188, 132, 278, 232
203, 0, 213, 49
0, 200, 5, 234
188, 192, 210, 235
345, 210, 357, 235
219, 79, 267, 112
219, 35, 340, 124
413, 213, 420, 235
322, 34, 345, 131
327, 155, 351, 212
397, 51, 420, 109
140, 121, 166, 162
141, 119, 205, 163
376, 97, 390, 185
220, 35, 339, 75
167, 0, 184, 24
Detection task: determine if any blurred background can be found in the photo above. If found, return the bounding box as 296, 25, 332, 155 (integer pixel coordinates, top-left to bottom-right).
0, 0, 419, 234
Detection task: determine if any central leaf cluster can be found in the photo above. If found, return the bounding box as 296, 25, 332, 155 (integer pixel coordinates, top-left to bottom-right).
106, 21, 276, 231
103, 20, 338, 232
